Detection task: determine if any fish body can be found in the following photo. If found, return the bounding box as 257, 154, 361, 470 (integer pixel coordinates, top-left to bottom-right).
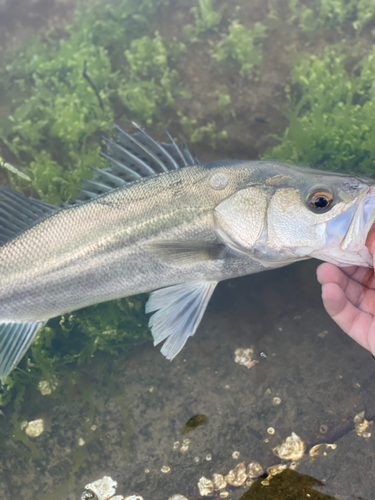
0, 162, 265, 322
1, 124, 375, 377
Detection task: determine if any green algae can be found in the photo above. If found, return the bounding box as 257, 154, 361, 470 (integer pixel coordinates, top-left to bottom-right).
0, 295, 150, 407
10, 386, 42, 461
212, 20, 267, 79
183, 0, 225, 43
288, 0, 375, 33
0, 0, 180, 205
119, 32, 187, 125
264, 43, 375, 177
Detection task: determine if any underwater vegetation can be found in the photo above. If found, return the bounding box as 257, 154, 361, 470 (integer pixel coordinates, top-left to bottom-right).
266, 44, 375, 177
183, 0, 225, 42
288, 0, 375, 32
0, 296, 150, 407
212, 20, 267, 79
0, 0, 184, 205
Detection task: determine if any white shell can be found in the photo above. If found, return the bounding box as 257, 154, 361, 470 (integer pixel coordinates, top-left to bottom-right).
198, 477, 214, 496
247, 461, 264, 478
84, 476, 117, 500
22, 418, 45, 438
213, 473, 227, 491
273, 432, 305, 461
225, 462, 247, 487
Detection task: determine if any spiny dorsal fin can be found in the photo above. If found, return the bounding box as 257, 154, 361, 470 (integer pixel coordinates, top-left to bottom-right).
0, 188, 57, 247
79, 124, 197, 199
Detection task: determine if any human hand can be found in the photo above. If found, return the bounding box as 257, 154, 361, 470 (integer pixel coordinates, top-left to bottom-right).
316, 226, 375, 355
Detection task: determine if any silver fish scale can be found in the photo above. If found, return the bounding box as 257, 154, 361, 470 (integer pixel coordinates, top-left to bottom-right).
0, 162, 262, 323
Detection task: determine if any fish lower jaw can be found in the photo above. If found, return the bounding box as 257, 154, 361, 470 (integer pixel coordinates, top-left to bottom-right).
312, 246, 373, 268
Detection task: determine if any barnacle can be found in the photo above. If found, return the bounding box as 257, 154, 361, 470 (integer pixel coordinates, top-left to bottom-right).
273, 432, 306, 461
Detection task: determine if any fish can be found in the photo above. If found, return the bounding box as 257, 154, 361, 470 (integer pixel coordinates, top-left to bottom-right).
1, 123, 375, 379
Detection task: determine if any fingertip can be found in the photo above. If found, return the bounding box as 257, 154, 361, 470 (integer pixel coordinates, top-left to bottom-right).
316, 262, 340, 285
321, 282, 346, 317
366, 224, 375, 255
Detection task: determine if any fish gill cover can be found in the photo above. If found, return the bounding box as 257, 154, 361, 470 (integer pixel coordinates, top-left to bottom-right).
1, 0, 375, 412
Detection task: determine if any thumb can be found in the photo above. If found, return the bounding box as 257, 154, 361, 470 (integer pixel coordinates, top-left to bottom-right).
366, 225, 375, 256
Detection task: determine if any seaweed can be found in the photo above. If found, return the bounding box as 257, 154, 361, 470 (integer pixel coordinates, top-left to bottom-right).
212, 20, 267, 79
0, 0, 181, 205
184, 0, 225, 43
288, 0, 375, 33
0, 295, 150, 407
264, 43, 375, 177
119, 33, 187, 125
178, 115, 227, 148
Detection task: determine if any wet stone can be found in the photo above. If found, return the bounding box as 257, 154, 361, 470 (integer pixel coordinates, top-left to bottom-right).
181, 414, 208, 434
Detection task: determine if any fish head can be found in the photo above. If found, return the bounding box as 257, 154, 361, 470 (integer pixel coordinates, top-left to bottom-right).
214, 162, 375, 268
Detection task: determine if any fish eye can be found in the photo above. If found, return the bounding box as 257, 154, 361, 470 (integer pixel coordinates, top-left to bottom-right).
307, 189, 333, 212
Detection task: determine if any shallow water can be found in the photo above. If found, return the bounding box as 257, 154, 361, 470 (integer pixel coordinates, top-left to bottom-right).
2, 261, 375, 500
1, 1, 375, 499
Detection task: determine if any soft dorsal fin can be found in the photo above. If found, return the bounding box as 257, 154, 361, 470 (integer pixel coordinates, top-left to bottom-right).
79, 123, 198, 198
0, 188, 57, 247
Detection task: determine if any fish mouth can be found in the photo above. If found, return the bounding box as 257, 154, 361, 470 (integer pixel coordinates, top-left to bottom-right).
340, 185, 375, 253
321, 185, 375, 268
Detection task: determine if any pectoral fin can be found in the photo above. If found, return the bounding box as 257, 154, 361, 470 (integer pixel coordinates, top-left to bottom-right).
145, 281, 217, 360
0, 321, 46, 382
145, 241, 226, 266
